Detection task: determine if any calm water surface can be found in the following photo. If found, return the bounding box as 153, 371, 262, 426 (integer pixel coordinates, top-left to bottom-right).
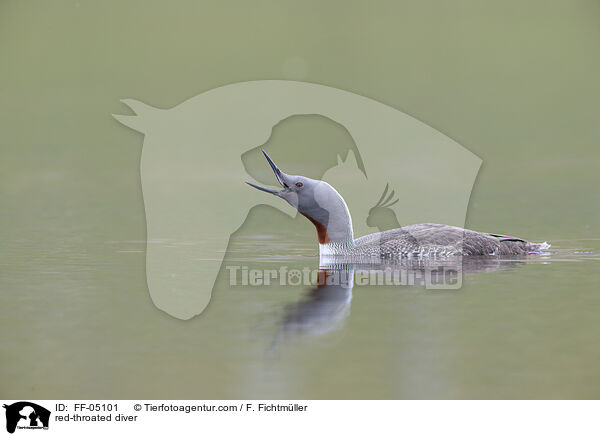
2, 209, 599, 399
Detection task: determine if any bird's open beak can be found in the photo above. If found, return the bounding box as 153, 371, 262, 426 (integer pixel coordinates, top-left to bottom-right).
246, 150, 290, 195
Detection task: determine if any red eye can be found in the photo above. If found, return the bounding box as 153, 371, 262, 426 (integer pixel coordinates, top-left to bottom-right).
295, 182, 303, 188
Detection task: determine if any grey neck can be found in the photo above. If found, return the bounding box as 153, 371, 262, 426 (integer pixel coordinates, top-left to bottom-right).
313, 182, 355, 254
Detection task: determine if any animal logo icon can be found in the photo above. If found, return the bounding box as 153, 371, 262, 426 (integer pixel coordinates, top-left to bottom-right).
3, 402, 50, 434
366, 183, 400, 232
114, 80, 481, 319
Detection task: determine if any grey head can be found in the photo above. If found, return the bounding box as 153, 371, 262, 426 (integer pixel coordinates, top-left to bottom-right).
247, 150, 354, 245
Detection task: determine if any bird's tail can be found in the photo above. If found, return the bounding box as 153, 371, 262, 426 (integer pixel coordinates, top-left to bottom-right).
529, 241, 551, 253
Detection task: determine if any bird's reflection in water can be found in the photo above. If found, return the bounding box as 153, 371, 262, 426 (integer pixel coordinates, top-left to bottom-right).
272, 255, 535, 347
276, 267, 354, 340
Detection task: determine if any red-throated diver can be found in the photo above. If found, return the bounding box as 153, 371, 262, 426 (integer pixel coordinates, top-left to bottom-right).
247, 151, 550, 258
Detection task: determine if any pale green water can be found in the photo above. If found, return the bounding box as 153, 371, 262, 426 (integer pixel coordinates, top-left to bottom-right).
1, 1, 600, 399
1, 215, 599, 398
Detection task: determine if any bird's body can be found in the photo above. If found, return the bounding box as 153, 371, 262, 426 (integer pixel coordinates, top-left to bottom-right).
321, 223, 549, 258
248, 151, 549, 260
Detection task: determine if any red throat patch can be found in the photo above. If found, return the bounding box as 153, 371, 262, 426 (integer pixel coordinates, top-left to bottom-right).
299, 212, 331, 244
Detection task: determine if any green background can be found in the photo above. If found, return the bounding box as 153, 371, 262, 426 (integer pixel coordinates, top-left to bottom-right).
1, 1, 599, 398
